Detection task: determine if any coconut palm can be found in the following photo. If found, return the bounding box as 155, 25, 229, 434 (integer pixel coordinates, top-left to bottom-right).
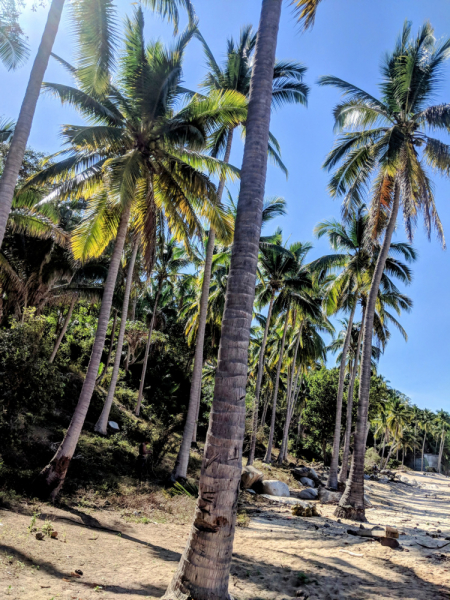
320, 22, 450, 520
313, 207, 416, 489
419, 409, 435, 471
33, 9, 239, 500
135, 234, 189, 417
382, 394, 411, 468
172, 24, 308, 481
0, 0, 28, 71
164, 3, 326, 597
0, 0, 197, 249
436, 410, 450, 474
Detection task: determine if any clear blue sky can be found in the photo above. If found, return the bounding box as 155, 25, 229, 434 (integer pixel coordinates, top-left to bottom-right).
2, 0, 450, 411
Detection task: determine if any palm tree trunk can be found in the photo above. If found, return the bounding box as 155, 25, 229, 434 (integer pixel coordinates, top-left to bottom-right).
0, 0, 65, 249
49, 295, 76, 363
95, 237, 139, 434
280, 373, 303, 463
383, 440, 394, 470
277, 326, 302, 464
248, 290, 275, 465
327, 302, 357, 489
381, 431, 387, 461
421, 433, 426, 471
260, 389, 270, 430
172, 129, 234, 480
264, 300, 290, 463
438, 428, 445, 473
164, 1, 283, 596
402, 448, 405, 466
97, 308, 118, 385
35, 203, 131, 500
336, 182, 400, 521
135, 284, 162, 417
413, 424, 417, 469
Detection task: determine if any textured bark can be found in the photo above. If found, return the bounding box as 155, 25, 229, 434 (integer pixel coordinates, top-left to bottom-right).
173, 129, 234, 480
49, 295, 76, 363
95, 237, 139, 434
338, 315, 363, 486
264, 301, 290, 463
164, 2, 282, 597
248, 290, 275, 465
279, 371, 303, 463
327, 302, 357, 489
97, 309, 117, 385
35, 204, 131, 500
0, 0, 65, 249
336, 183, 400, 521
135, 285, 161, 417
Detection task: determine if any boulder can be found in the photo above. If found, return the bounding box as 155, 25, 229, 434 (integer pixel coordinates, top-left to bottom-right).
261, 480, 290, 497
291, 467, 322, 487
300, 477, 315, 488
298, 488, 318, 500
318, 488, 342, 505
292, 502, 320, 517
241, 465, 263, 490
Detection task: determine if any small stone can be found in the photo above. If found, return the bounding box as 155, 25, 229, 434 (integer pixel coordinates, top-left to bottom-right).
35, 532, 44, 540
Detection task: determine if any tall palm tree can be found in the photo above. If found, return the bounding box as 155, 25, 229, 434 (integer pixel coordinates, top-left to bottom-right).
164, 3, 325, 597
419, 409, 435, 471
314, 207, 415, 489
382, 394, 410, 468
320, 22, 450, 520
172, 25, 308, 481
435, 410, 449, 474
0, 0, 196, 249
33, 9, 237, 500
135, 234, 189, 416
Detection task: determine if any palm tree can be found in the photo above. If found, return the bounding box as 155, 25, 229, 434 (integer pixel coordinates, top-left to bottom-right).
135, 235, 189, 417
33, 9, 236, 500
314, 207, 415, 489
382, 394, 410, 468
0, 0, 29, 71
164, 3, 325, 597
172, 24, 308, 481
321, 22, 450, 520
419, 409, 435, 472
0, 0, 196, 249
436, 410, 449, 474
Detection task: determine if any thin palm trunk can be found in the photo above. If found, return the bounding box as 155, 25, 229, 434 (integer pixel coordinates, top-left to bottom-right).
277, 325, 303, 464
438, 428, 445, 473
95, 237, 139, 434
336, 183, 400, 521
0, 0, 65, 249
172, 129, 234, 480
97, 309, 118, 385
413, 424, 417, 469
260, 389, 270, 430
381, 431, 387, 461
280, 372, 303, 463
327, 302, 357, 489
264, 301, 290, 463
35, 203, 131, 499
49, 295, 76, 363
248, 290, 275, 465
164, 1, 282, 596
135, 284, 162, 417
421, 433, 426, 471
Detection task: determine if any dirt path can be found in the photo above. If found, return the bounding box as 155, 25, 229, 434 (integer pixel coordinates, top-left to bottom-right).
1, 472, 450, 599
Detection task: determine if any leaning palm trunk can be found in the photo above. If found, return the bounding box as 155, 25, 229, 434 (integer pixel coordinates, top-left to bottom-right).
95, 237, 139, 434
260, 389, 270, 430
172, 129, 234, 480
0, 0, 65, 249
277, 326, 302, 464
164, 1, 282, 597
338, 318, 363, 486
336, 184, 400, 521
135, 285, 162, 417
35, 204, 131, 499
327, 302, 357, 489
97, 309, 118, 385
248, 289, 275, 465
264, 300, 290, 463
49, 295, 76, 363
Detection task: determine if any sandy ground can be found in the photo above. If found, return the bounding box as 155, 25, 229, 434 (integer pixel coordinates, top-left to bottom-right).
1, 471, 450, 600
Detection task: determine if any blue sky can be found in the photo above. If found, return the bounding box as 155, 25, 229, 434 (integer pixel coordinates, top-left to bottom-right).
2, 0, 450, 411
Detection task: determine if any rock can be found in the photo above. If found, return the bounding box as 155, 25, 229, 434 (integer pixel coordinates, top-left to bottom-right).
364, 475, 370, 480
50, 531, 58, 539
318, 488, 342, 505
35, 532, 44, 540
291, 467, 322, 487
379, 477, 389, 484
298, 488, 318, 500
108, 421, 120, 431
296, 591, 310, 599
300, 477, 315, 488
241, 465, 263, 490
260, 480, 290, 497
380, 537, 400, 549
292, 502, 320, 517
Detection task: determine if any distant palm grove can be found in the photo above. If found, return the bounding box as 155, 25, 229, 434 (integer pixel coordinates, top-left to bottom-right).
1, 0, 450, 598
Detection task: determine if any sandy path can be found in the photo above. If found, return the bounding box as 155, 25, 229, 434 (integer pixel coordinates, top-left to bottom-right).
1, 472, 449, 599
